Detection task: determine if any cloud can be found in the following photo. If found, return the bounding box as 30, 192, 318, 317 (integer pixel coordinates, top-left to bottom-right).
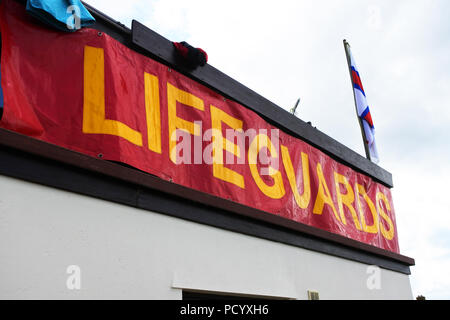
86, 0, 146, 27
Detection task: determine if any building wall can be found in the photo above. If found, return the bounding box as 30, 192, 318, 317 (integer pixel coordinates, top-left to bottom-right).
0, 175, 413, 300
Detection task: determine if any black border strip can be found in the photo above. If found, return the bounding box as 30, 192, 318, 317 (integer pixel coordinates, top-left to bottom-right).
0, 129, 414, 274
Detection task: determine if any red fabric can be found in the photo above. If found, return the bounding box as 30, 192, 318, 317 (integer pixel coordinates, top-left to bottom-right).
173, 41, 208, 65
364, 111, 374, 128
173, 42, 189, 58
0, 0, 400, 253
352, 69, 365, 94
197, 48, 208, 63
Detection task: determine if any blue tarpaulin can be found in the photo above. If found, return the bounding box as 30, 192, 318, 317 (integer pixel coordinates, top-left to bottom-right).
26, 0, 95, 32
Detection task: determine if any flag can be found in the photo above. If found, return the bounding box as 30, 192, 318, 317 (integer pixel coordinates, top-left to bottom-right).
344, 40, 379, 163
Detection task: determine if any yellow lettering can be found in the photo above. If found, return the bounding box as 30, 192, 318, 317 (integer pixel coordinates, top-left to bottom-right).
313, 163, 340, 222
248, 134, 285, 199
144, 73, 162, 153
355, 184, 379, 234
83, 46, 142, 146
210, 105, 245, 189
167, 82, 204, 163
281, 146, 311, 209
334, 172, 362, 230
376, 192, 395, 240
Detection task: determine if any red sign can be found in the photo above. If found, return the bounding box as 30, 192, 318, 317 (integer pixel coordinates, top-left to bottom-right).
0, 0, 400, 253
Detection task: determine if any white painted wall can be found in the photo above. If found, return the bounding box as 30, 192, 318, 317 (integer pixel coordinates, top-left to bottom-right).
0, 175, 413, 300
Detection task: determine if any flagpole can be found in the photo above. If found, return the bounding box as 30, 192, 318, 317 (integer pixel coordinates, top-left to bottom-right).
343, 39, 371, 161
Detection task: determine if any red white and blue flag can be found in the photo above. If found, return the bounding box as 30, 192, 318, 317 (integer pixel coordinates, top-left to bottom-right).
345, 41, 379, 163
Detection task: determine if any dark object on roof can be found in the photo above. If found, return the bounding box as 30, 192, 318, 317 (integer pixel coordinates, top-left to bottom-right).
173, 41, 208, 68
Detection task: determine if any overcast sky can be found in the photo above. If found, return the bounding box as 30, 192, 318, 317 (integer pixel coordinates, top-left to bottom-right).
87, 0, 450, 299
